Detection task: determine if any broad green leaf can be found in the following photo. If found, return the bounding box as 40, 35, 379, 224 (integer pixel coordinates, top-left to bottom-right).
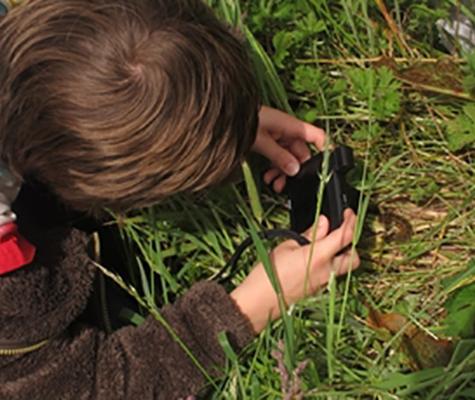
446, 104, 475, 151
373, 368, 444, 391
444, 284, 475, 338
352, 123, 383, 141
272, 31, 294, 68
292, 65, 325, 94
347, 67, 401, 120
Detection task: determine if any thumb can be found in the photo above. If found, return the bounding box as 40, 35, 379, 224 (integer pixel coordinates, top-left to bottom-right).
253, 131, 300, 176
302, 215, 329, 242
306, 210, 356, 262
320, 209, 356, 256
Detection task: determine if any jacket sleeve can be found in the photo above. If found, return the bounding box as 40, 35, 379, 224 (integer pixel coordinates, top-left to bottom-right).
94, 280, 255, 400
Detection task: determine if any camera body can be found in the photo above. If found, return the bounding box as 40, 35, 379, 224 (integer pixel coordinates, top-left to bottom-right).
285, 145, 360, 234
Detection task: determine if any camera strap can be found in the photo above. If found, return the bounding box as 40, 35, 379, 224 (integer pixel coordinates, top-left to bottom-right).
216, 229, 310, 283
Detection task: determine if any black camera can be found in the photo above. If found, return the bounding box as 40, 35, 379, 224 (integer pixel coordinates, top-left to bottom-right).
285, 145, 360, 234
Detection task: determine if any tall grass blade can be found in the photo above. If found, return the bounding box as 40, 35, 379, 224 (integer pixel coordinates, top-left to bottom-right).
241, 160, 264, 223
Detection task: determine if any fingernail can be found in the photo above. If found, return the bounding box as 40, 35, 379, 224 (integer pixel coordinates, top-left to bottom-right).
286, 162, 300, 176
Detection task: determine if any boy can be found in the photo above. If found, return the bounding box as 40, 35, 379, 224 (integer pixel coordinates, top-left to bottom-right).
0, 1, 359, 398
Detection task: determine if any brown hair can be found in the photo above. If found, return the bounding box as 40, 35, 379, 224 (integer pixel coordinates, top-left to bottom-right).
0, 0, 259, 215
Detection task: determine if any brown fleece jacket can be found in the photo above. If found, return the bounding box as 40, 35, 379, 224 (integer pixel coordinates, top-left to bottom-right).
0, 222, 255, 399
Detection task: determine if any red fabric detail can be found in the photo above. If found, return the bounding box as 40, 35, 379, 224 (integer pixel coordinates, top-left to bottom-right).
0, 222, 36, 276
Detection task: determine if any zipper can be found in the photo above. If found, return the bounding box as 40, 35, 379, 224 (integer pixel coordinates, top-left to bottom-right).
91, 232, 112, 334
0, 339, 49, 356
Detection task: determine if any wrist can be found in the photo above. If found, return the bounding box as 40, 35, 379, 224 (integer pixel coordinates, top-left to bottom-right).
230, 269, 281, 334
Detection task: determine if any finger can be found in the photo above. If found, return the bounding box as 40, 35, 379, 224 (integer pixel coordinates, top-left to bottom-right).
254, 132, 301, 176
263, 168, 280, 185
272, 175, 286, 193
289, 140, 311, 163
332, 248, 361, 276
259, 106, 326, 151
313, 209, 356, 258
303, 215, 329, 242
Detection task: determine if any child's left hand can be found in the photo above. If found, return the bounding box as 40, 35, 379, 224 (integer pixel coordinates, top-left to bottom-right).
252, 106, 326, 193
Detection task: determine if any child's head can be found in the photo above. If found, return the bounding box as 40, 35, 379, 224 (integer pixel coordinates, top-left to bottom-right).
0, 0, 259, 215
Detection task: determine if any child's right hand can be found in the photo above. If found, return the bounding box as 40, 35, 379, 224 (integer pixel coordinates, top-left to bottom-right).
231, 209, 360, 334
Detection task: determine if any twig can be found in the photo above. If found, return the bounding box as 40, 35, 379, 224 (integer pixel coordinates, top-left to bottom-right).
399, 78, 475, 101
375, 0, 414, 56
296, 56, 466, 65
399, 120, 422, 166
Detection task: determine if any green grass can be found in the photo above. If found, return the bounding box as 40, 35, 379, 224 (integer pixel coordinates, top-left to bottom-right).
99, 0, 475, 398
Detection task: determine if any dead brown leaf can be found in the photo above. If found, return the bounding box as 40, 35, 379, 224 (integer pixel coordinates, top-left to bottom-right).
367, 307, 454, 370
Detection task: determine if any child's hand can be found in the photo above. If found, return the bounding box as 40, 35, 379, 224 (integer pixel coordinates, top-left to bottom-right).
252, 106, 326, 193
230, 209, 360, 334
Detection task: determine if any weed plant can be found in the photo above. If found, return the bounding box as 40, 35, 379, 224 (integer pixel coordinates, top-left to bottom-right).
99, 1, 475, 398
